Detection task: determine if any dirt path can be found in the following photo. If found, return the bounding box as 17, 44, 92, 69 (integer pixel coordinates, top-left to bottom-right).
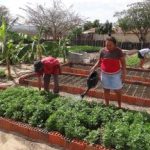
0, 130, 61, 150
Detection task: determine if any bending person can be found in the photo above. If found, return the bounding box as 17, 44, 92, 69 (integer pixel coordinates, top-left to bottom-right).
34, 56, 61, 93
138, 48, 150, 68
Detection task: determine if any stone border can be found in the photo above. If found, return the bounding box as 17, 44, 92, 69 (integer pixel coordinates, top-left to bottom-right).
0, 117, 110, 150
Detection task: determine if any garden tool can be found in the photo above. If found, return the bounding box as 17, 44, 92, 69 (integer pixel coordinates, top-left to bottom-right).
80, 70, 99, 98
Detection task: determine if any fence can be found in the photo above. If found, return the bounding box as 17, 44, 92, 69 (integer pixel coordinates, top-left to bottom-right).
71, 40, 150, 50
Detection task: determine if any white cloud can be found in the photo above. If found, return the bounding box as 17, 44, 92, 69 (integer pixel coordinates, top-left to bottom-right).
1, 0, 143, 23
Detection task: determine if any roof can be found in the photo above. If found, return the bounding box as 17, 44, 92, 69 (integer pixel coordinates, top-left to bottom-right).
82, 28, 96, 34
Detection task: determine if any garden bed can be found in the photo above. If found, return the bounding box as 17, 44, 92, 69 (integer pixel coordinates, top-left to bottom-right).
61, 63, 150, 83
19, 72, 150, 107
0, 87, 150, 150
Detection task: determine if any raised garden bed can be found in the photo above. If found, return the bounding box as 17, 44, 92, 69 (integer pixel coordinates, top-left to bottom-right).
19, 72, 150, 107
61, 63, 150, 84
0, 87, 150, 150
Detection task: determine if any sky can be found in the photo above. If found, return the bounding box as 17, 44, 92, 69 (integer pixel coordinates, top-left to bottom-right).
0, 0, 143, 23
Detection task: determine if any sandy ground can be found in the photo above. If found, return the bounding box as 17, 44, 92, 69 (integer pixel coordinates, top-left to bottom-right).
0, 130, 61, 150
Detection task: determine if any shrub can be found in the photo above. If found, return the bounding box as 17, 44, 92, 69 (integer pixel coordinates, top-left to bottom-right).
0, 69, 6, 77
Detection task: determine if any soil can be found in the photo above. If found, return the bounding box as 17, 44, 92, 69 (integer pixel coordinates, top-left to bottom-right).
64, 64, 150, 79
27, 73, 150, 99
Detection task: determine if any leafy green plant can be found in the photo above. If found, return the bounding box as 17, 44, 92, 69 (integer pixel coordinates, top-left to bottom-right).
127, 122, 145, 150
101, 122, 114, 148
112, 121, 129, 150
84, 129, 100, 144
64, 119, 88, 140
4, 101, 23, 119
28, 104, 53, 128
45, 113, 58, 131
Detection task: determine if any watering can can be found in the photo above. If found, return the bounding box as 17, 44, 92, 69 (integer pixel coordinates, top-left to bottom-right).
80, 71, 99, 98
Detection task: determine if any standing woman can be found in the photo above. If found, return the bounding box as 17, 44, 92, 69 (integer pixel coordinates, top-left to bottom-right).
91, 36, 126, 108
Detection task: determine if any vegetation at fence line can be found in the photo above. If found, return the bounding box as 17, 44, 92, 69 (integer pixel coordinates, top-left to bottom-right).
0, 87, 150, 150
68, 45, 101, 53
126, 54, 140, 67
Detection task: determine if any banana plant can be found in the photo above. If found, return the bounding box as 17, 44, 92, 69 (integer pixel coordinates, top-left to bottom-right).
0, 17, 19, 78
58, 37, 70, 63
14, 29, 45, 63
31, 27, 45, 60
0, 18, 12, 78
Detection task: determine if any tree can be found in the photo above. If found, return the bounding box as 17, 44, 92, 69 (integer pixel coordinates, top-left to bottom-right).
114, 0, 150, 42
115, 16, 131, 35
83, 21, 93, 31
69, 27, 83, 39
95, 20, 112, 36
22, 0, 83, 41
103, 20, 112, 36
92, 19, 100, 28
83, 19, 100, 31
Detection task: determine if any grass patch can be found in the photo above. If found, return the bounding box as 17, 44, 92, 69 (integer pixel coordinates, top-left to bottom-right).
68, 45, 101, 53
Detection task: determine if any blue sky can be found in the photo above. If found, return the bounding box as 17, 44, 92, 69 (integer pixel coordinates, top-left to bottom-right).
1, 0, 142, 23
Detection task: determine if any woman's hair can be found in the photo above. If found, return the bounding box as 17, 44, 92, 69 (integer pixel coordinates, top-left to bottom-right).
106, 36, 117, 45
34, 60, 43, 72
